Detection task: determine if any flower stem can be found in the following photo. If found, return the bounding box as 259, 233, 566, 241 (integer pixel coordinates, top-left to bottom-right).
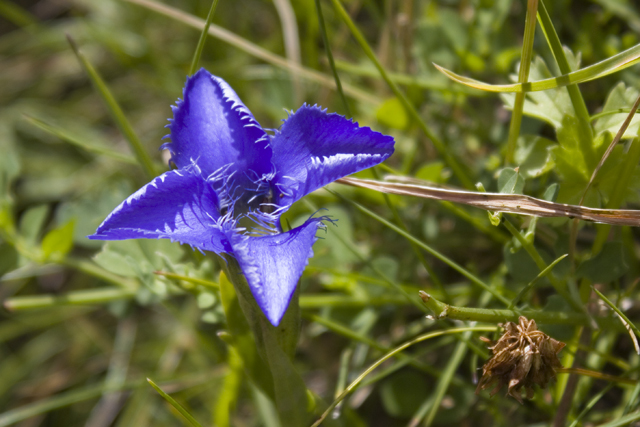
418, 291, 617, 327
505, 0, 538, 164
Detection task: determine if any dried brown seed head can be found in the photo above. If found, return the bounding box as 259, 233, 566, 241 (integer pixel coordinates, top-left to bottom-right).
476, 316, 565, 403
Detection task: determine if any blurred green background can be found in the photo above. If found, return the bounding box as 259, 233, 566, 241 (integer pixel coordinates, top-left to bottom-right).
2, 0, 640, 426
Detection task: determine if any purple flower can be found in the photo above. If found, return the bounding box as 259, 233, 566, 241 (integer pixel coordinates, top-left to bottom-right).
89, 69, 394, 326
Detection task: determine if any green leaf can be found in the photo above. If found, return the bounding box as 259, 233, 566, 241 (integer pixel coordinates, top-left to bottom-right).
433, 41, 640, 93
0, 241, 18, 276
497, 167, 525, 194
41, 220, 75, 261
514, 135, 556, 178
415, 162, 448, 183
376, 97, 409, 130
93, 246, 138, 278
577, 242, 629, 283
594, 83, 640, 139
0, 123, 20, 192
19, 205, 49, 246
543, 183, 560, 202
56, 180, 133, 248
93, 240, 185, 301
504, 243, 546, 284
553, 130, 625, 205
196, 291, 217, 309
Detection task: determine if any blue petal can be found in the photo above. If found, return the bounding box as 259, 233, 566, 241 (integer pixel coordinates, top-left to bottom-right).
164, 69, 273, 197
89, 168, 231, 254
228, 217, 324, 326
269, 104, 395, 207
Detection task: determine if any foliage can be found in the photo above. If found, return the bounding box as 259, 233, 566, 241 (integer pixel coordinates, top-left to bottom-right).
1, 0, 640, 426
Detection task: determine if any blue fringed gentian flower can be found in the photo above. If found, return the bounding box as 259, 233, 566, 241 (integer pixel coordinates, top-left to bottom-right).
89, 69, 394, 326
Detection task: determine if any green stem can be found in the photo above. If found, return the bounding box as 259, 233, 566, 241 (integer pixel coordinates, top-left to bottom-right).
505, 0, 539, 164
154, 271, 219, 289
62, 257, 137, 290
188, 0, 219, 75
590, 108, 640, 121
314, 0, 351, 117
3, 287, 136, 311
418, 291, 619, 328
218, 261, 310, 427
538, 0, 595, 167
328, 0, 473, 189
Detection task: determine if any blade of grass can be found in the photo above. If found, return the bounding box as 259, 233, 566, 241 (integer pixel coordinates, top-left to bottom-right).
432, 42, 640, 93
23, 115, 137, 164
154, 271, 219, 289
273, 0, 302, 104
314, 0, 350, 116
416, 289, 494, 427
3, 287, 137, 311
592, 287, 640, 354
0, 374, 217, 427
505, 0, 539, 164
623, 382, 640, 415
537, 0, 594, 166
147, 378, 204, 427
125, 0, 378, 105
597, 411, 640, 427
568, 382, 617, 427
329, 189, 511, 305
557, 368, 637, 386
66, 35, 157, 179
302, 198, 429, 313
0, 0, 37, 27
416, 331, 473, 427
309, 326, 497, 427
370, 167, 447, 299
328, 0, 474, 189
188, 0, 219, 76
509, 254, 568, 309
502, 219, 582, 312
334, 60, 485, 94
591, 108, 640, 121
